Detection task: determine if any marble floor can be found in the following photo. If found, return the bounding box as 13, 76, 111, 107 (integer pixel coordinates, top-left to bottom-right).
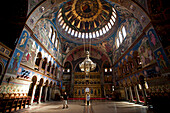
13, 100, 153, 113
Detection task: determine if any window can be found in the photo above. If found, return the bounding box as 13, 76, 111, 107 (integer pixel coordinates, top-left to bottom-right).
110, 19, 114, 26
55, 38, 58, 48
49, 26, 53, 39
99, 29, 103, 36
82, 33, 85, 38
52, 31, 56, 44
119, 31, 123, 43
68, 28, 71, 34
86, 33, 88, 38
58, 16, 63, 22
112, 7, 116, 13
93, 32, 96, 38
102, 27, 106, 34
60, 20, 64, 26
89, 32, 92, 38
105, 25, 109, 32
75, 31, 78, 37
116, 25, 126, 48
96, 31, 99, 37
78, 32, 81, 38
122, 26, 126, 38
65, 26, 69, 31
116, 38, 119, 47
58, 12, 62, 18
62, 23, 66, 29
108, 22, 111, 29
71, 29, 75, 36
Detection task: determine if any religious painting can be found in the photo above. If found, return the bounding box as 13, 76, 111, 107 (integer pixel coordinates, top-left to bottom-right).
147, 28, 161, 50
154, 47, 170, 72
138, 36, 155, 67
21, 38, 39, 68
7, 49, 23, 74
33, 19, 57, 58
17, 30, 29, 51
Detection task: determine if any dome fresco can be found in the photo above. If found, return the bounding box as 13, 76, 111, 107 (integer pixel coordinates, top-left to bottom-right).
56, 0, 118, 43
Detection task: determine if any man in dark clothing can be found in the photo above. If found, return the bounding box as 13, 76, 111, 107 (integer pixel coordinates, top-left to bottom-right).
63, 92, 68, 109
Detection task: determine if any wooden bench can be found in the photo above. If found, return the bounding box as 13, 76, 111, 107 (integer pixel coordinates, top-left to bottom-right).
0, 98, 15, 113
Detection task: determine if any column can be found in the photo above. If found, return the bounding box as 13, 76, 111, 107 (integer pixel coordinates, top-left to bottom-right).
141, 84, 147, 105
129, 86, 133, 102
134, 85, 140, 103
39, 59, 43, 72
124, 87, 129, 101
31, 85, 37, 104
49, 87, 52, 101
43, 86, 48, 102
37, 86, 43, 104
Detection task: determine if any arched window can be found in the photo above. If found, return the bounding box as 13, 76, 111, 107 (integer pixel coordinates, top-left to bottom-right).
116, 38, 120, 48
99, 29, 103, 36
52, 31, 56, 44
49, 26, 53, 39
89, 32, 92, 38
122, 26, 126, 38
55, 37, 58, 48
102, 27, 106, 34
119, 31, 123, 43
93, 32, 96, 38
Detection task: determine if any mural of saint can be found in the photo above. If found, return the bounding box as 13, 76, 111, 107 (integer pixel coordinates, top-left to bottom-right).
7, 49, 23, 74
17, 31, 29, 51
138, 36, 155, 67
154, 47, 169, 71
147, 29, 161, 50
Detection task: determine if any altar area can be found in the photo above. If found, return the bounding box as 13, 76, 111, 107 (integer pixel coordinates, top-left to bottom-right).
73, 72, 101, 98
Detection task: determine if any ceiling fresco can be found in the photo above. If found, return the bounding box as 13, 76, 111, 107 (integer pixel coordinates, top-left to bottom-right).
28, 0, 150, 65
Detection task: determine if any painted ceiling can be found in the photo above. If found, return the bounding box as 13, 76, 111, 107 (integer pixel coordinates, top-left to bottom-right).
27, 0, 150, 66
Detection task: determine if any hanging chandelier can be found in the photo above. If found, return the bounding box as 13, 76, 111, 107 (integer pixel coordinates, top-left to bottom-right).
79, 51, 96, 75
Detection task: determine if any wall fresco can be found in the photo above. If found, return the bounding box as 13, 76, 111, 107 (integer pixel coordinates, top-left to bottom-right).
17, 30, 29, 52
154, 47, 170, 72
112, 17, 143, 64
7, 49, 24, 75
21, 38, 38, 68
147, 28, 161, 51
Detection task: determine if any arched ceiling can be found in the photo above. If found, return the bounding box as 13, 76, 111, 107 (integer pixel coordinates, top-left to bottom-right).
26, 0, 151, 65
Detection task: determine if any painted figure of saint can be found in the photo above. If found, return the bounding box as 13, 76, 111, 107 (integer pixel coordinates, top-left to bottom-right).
149, 31, 156, 46
157, 51, 168, 69
13, 52, 20, 71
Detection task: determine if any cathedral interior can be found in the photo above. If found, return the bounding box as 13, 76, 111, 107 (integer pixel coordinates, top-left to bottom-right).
0, 0, 169, 113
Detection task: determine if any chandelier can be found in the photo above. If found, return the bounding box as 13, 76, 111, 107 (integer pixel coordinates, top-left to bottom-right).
79, 51, 96, 75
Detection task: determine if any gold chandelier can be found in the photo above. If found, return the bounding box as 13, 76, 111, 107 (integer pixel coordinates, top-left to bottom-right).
79, 51, 96, 75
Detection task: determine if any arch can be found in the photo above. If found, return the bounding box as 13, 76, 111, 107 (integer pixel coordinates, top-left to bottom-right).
0, 61, 4, 75
32, 75, 37, 85
39, 78, 44, 86
64, 61, 72, 73
45, 79, 49, 87
63, 45, 112, 66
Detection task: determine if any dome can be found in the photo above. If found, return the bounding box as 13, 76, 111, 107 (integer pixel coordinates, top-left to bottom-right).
56, 0, 118, 43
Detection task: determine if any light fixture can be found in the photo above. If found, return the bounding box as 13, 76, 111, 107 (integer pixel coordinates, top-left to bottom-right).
79, 51, 96, 76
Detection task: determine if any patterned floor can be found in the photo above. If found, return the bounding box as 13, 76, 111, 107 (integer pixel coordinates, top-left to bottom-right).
13, 100, 153, 113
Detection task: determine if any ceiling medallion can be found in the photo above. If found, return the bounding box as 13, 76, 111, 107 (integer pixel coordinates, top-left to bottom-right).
75, 0, 99, 18
57, 0, 117, 43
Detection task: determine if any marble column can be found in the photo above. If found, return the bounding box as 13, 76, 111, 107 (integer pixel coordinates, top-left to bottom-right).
129, 86, 133, 102
134, 85, 140, 103
31, 85, 37, 104
43, 86, 48, 102
141, 84, 147, 105
124, 87, 129, 101
49, 87, 52, 101
37, 86, 43, 104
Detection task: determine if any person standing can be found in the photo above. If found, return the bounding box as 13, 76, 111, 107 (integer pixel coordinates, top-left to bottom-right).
63, 92, 68, 109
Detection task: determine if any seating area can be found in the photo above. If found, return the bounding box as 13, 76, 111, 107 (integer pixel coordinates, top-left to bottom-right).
0, 93, 31, 113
